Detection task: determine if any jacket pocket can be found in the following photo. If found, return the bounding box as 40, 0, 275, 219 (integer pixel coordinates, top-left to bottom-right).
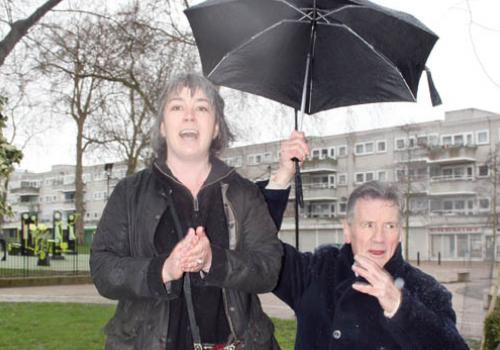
242, 309, 276, 349
104, 300, 149, 345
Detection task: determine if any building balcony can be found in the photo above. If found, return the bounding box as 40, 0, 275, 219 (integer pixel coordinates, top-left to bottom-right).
52, 183, 78, 193
10, 184, 40, 195
425, 144, 478, 164
429, 177, 477, 194
302, 158, 337, 174
290, 184, 337, 201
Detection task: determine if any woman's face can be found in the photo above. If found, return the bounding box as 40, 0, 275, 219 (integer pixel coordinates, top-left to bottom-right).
160, 86, 219, 163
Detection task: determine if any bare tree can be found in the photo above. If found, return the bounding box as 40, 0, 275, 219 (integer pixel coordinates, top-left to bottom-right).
68, 2, 198, 174
0, 0, 63, 66
394, 124, 429, 260
35, 17, 108, 241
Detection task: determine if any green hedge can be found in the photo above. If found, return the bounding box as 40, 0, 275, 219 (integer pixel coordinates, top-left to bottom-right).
484, 309, 500, 350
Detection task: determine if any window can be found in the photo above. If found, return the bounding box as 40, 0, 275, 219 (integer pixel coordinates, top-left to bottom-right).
263, 152, 273, 163
311, 149, 321, 160
395, 138, 405, 150
378, 171, 387, 182
408, 137, 416, 149
465, 133, 473, 145
311, 147, 335, 160
442, 168, 453, 177
365, 142, 374, 153
311, 176, 329, 188
339, 202, 347, 214
330, 203, 336, 214
455, 200, 465, 210
476, 130, 489, 145
439, 165, 474, 180
478, 165, 490, 177
355, 173, 364, 184
321, 149, 329, 159
355, 142, 375, 155
428, 134, 439, 146
396, 169, 405, 181
376, 140, 386, 153
441, 135, 452, 146
453, 134, 464, 145
247, 153, 272, 165
328, 175, 336, 188
305, 201, 336, 218
329, 147, 336, 159
338, 173, 347, 186
337, 145, 347, 157
416, 135, 428, 147
354, 171, 376, 184
479, 198, 490, 211
443, 201, 453, 211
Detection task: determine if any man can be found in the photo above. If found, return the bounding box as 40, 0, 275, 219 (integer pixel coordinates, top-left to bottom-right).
261, 131, 469, 350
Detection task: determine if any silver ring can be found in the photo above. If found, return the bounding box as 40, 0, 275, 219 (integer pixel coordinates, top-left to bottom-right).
196, 258, 203, 265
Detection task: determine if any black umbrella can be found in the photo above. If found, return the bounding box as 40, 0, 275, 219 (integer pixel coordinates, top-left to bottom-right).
185, 0, 441, 249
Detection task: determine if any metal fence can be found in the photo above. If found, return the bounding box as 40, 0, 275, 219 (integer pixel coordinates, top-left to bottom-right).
0, 238, 90, 278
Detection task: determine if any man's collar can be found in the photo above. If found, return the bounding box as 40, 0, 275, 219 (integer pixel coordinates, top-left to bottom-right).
337, 243, 405, 281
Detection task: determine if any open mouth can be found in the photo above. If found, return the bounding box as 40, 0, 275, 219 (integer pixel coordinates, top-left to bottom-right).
368, 249, 385, 256
179, 129, 199, 139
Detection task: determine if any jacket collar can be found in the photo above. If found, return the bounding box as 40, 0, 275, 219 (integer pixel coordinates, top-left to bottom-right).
152, 156, 235, 189
336, 243, 405, 284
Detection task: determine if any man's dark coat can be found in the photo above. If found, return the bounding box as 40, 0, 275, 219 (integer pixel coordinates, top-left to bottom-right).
260, 186, 469, 350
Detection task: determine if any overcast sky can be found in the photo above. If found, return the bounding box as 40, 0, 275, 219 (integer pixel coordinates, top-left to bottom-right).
14, 0, 500, 172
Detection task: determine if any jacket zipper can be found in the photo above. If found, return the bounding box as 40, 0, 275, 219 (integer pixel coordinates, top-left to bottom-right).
193, 197, 200, 227
154, 162, 239, 341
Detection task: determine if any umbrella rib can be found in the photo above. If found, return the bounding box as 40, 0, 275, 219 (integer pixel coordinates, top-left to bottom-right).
326, 21, 417, 101
322, 4, 363, 18
207, 20, 289, 78
275, 0, 312, 20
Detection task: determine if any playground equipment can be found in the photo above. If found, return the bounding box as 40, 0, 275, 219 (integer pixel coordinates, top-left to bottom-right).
32, 223, 50, 266
7, 211, 78, 259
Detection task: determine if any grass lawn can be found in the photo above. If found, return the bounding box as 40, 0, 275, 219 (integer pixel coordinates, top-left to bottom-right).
0, 302, 297, 350
0, 302, 480, 350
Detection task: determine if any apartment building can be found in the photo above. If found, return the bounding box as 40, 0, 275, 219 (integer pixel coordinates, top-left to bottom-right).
221, 108, 500, 261
2, 108, 500, 261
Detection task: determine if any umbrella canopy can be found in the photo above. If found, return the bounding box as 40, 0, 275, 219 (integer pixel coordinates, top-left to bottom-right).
185, 0, 440, 115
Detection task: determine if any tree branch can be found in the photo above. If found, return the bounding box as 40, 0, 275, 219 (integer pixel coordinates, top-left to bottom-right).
0, 0, 64, 66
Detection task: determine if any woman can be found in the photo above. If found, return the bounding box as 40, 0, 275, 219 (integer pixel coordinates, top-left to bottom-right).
90, 73, 283, 349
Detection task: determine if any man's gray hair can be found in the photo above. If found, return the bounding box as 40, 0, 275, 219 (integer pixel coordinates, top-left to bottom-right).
151, 73, 234, 158
346, 181, 403, 224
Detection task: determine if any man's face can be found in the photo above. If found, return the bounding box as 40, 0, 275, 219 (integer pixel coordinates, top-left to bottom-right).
343, 198, 401, 267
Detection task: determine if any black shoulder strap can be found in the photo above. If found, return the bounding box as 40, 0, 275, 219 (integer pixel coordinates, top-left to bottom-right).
164, 187, 203, 350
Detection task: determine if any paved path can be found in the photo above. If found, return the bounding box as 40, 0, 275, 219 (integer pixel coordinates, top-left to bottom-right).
0, 261, 491, 339
0, 284, 295, 319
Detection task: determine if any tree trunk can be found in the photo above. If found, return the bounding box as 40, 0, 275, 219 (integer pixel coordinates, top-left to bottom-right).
74, 121, 86, 244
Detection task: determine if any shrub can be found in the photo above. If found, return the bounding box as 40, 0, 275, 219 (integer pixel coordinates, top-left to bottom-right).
483, 309, 500, 350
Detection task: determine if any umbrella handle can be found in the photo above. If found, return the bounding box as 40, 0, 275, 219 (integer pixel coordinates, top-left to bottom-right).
293, 158, 304, 208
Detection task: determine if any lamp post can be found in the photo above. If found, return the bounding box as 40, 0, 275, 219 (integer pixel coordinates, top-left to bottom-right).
104, 163, 114, 200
